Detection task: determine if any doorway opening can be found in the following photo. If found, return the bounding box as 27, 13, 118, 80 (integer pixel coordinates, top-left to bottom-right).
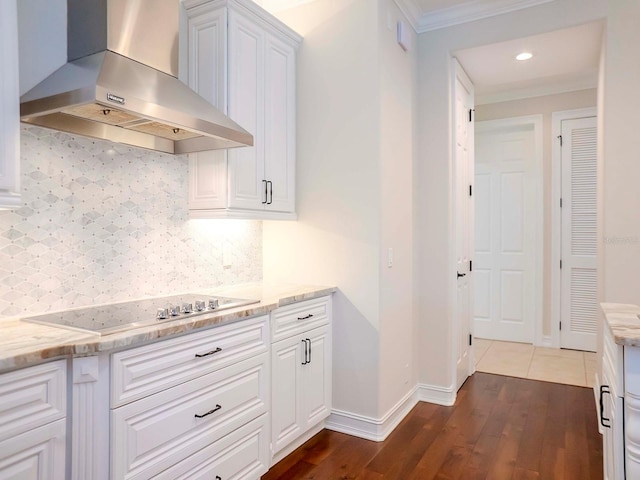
451, 20, 603, 390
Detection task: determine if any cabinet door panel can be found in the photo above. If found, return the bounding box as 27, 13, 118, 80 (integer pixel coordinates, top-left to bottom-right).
264, 34, 295, 213
0, 360, 66, 442
228, 10, 265, 210
302, 326, 332, 428
154, 414, 269, 480
271, 335, 303, 454
0, 419, 66, 480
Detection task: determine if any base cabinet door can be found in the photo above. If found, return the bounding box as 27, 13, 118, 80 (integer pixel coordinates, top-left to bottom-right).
271, 334, 304, 453
271, 325, 331, 455
301, 326, 331, 428
0, 419, 66, 480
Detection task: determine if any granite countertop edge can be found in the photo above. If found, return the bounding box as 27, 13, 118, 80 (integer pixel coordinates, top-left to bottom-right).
0, 283, 336, 372
601, 302, 640, 347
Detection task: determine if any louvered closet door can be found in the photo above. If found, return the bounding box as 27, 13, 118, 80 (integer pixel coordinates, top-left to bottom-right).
561, 117, 597, 352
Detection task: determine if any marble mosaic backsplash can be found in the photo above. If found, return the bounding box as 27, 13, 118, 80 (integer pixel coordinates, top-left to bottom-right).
0, 126, 262, 319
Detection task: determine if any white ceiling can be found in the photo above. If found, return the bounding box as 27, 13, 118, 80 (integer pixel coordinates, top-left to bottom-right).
454, 21, 604, 104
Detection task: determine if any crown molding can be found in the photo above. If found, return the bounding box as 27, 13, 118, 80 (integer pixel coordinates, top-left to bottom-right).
392, 0, 422, 32
395, 0, 555, 34
475, 74, 597, 105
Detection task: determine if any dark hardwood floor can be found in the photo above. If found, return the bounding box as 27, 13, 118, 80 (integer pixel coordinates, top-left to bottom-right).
262, 373, 603, 480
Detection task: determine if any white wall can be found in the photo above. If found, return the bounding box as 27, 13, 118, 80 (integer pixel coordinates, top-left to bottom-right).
263, 0, 382, 418
415, 0, 607, 391
475, 89, 597, 339
602, 1, 640, 305
377, 0, 417, 415
264, 0, 417, 420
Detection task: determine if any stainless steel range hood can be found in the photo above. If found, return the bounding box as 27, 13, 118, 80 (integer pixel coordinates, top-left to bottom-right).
20, 0, 253, 154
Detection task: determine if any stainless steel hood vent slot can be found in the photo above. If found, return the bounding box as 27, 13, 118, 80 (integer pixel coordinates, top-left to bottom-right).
20, 0, 253, 154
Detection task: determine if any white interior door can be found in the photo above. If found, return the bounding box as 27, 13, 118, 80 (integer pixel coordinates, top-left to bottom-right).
474, 123, 538, 343
560, 116, 597, 352
453, 60, 474, 391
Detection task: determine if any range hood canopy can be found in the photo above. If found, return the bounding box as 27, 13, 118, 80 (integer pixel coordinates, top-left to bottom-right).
20, 0, 253, 154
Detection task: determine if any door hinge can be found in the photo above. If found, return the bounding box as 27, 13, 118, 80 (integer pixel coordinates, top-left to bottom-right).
560, 198, 563, 208
469, 260, 473, 272
469, 185, 473, 197
558, 135, 563, 147
469, 108, 475, 122
560, 259, 563, 269
469, 334, 473, 346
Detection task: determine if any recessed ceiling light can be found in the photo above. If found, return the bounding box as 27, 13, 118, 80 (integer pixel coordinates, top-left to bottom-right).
516, 52, 533, 61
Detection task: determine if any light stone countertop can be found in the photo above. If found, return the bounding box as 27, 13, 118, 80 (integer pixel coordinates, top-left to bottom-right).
601, 302, 640, 347
0, 283, 336, 372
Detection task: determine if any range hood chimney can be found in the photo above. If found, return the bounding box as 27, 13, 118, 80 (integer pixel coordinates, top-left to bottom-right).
20, 0, 253, 154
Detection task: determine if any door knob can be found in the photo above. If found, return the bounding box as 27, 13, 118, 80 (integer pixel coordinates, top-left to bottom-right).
457, 272, 466, 278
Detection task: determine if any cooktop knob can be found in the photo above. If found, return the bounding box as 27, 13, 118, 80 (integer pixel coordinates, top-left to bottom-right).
208, 299, 219, 310
169, 305, 181, 316
195, 300, 206, 312
156, 308, 168, 320
182, 303, 193, 314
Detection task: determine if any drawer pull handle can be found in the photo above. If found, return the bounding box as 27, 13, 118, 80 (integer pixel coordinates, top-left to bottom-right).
195, 404, 222, 418
298, 314, 314, 320
195, 347, 222, 358
600, 385, 612, 428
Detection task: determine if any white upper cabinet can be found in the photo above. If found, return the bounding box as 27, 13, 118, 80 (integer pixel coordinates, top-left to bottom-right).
185, 0, 301, 220
0, 0, 21, 209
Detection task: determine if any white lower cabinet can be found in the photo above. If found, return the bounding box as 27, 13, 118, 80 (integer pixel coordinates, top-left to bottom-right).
110, 315, 271, 480
111, 353, 269, 480
271, 296, 332, 456
0, 360, 67, 480
602, 320, 640, 479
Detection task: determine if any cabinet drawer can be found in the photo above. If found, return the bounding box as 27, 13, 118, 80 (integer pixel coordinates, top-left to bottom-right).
112, 352, 269, 480
0, 418, 66, 480
0, 360, 66, 442
154, 413, 269, 480
112, 315, 268, 407
272, 296, 331, 342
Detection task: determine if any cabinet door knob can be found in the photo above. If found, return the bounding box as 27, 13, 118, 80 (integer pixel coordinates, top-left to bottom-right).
262, 180, 268, 204
267, 181, 273, 205
306, 338, 311, 363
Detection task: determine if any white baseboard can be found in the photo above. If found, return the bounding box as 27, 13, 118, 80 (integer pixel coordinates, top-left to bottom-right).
325, 386, 419, 442
539, 335, 553, 347
326, 382, 457, 442
416, 382, 456, 406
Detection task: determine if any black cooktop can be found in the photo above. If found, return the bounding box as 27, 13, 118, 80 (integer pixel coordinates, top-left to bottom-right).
22, 294, 259, 335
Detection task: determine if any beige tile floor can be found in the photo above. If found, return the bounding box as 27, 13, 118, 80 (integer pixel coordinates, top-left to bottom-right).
474, 338, 597, 388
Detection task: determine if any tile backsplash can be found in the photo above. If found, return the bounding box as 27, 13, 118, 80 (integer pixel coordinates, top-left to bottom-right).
0, 126, 262, 319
